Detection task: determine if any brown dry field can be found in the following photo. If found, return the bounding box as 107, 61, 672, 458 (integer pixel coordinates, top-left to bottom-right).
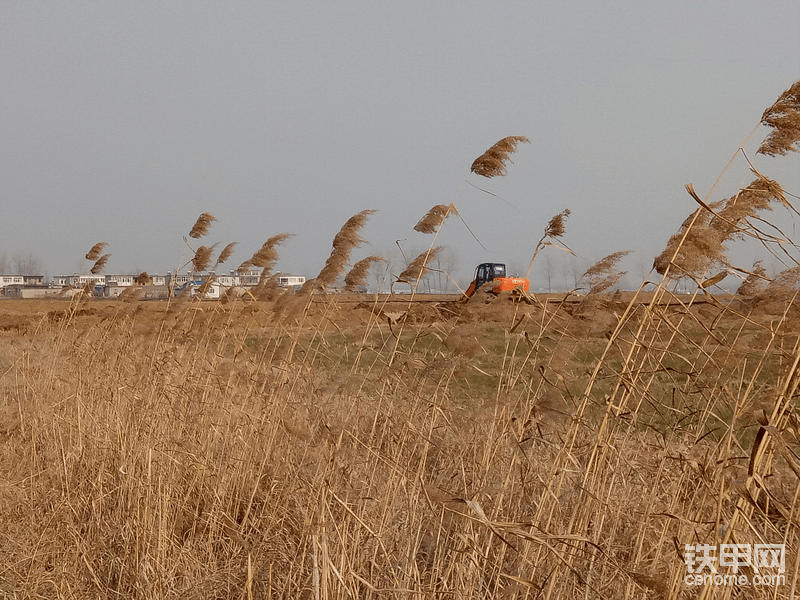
0, 291, 798, 599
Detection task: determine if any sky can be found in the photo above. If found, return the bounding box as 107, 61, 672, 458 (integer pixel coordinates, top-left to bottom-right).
1, 1, 798, 291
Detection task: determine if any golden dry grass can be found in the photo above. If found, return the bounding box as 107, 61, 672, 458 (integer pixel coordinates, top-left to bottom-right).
1, 285, 798, 599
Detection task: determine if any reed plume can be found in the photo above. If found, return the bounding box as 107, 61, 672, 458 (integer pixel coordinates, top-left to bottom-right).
544, 208, 570, 238
344, 256, 384, 291
136, 272, 152, 285
524, 209, 571, 279
764, 265, 800, 299
90, 254, 111, 274
85, 242, 108, 261
397, 247, 444, 284
582, 250, 630, 294
736, 260, 768, 297
311, 209, 376, 289
192, 244, 216, 273
189, 212, 217, 239
654, 178, 790, 278
470, 136, 529, 178
248, 233, 294, 282
414, 204, 456, 234
758, 79, 800, 156
217, 242, 237, 265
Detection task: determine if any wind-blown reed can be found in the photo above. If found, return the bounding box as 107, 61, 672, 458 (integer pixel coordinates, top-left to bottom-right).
397, 247, 443, 284
189, 213, 217, 239
414, 204, 456, 234
344, 256, 384, 291
653, 177, 792, 278
308, 209, 376, 290
582, 250, 630, 294
85, 242, 108, 262
758, 79, 800, 156
90, 254, 110, 275
470, 135, 529, 178
191, 244, 216, 273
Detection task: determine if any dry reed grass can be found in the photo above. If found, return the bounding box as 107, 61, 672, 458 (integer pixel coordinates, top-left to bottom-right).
413, 203, 456, 234
189, 212, 217, 238
582, 250, 630, 294
653, 176, 792, 279
85, 242, 108, 261
90, 253, 111, 274
344, 255, 384, 291
191, 244, 216, 273
217, 242, 237, 265
758, 80, 800, 156
396, 246, 444, 284
470, 135, 530, 178
304, 209, 376, 291
525, 208, 571, 279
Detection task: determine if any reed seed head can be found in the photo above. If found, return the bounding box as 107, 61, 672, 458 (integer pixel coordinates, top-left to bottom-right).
217, 242, 237, 265
545, 209, 570, 238
582, 250, 630, 294
758, 79, 800, 156
85, 242, 108, 261
654, 177, 790, 278
192, 244, 216, 273
249, 233, 294, 276
397, 247, 444, 284
189, 213, 217, 239
470, 136, 530, 178
344, 256, 384, 291
90, 254, 111, 274
414, 204, 456, 234
314, 210, 376, 288
736, 260, 768, 297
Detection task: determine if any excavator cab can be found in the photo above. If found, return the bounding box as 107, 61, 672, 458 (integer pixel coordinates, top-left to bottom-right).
476, 263, 505, 288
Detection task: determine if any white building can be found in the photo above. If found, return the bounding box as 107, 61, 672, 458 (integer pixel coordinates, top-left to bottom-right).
277, 275, 306, 289
105, 274, 135, 287
62, 275, 106, 287
0, 275, 24, 288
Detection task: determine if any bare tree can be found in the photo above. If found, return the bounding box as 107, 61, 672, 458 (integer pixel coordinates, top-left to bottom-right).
431, 248, 458, 293
12, 252, 42, 275
0, 253, 9, 274
543, 255, 555, 293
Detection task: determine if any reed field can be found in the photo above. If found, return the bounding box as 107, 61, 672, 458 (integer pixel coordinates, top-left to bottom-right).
1, 81, 799, 599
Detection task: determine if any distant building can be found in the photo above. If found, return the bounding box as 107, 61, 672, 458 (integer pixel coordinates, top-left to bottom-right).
105, 275, 135, 287
3, 284, 62, 299
1, 275, 46, 296
237, 268, 262, 287
52, 274, 106, 287
0, 275, 25, 288
277, 275, 306, 290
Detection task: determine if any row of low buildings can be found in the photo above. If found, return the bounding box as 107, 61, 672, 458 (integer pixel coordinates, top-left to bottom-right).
0, 271, 307, 300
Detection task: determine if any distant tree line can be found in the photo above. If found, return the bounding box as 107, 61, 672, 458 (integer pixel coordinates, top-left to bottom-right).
0, 252, 43, 275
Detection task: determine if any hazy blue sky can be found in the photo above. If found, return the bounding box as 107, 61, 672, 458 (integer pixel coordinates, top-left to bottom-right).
1, 1, 798, 290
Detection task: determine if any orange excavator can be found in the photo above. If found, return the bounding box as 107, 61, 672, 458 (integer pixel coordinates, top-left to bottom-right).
464, 263, 530, 298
